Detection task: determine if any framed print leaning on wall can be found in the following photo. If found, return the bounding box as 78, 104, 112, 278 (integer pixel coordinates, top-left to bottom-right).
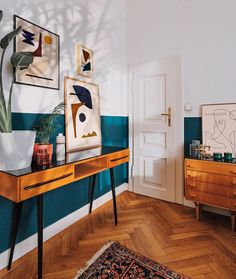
64, 76, 101, 152
14, 15, 60, 90
76, 44, 93, 78
202, 103, 236, 155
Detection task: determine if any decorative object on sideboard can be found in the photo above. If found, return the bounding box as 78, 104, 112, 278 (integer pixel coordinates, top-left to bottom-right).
213, 152, 222, 162
195, 144, 211, 159
76, 44, 93, 78
224, 152, 232, 163
33, 102, 64, 163
189, 139, 200, 158
56, 133, 65, 162
202, 103, 236, 156
0, 10, 35, 171
64, 77, 101, 152
14, 15, 60, 89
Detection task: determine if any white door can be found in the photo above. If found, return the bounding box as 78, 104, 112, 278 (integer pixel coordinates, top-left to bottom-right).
130, 57, 180, 202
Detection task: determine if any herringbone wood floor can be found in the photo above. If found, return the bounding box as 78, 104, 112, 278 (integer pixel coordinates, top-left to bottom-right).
1, 191, 236, 279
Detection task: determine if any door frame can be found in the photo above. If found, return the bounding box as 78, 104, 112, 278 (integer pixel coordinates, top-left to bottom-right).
128, 56, 184, 204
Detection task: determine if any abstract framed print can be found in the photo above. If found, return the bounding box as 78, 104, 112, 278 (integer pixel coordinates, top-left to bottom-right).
76, 44, 93, 78
64, 77, 101, 152
202, 103, 236, 155
14, 15, 60, 90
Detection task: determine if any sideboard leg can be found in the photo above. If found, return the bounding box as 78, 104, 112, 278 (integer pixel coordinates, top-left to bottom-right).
89, 174, 96, 214
7, 202, 23, 270
37, 194, 44, 279
195, 202, 202, 221
230, 211, 235, 231
110, 168, 118, 225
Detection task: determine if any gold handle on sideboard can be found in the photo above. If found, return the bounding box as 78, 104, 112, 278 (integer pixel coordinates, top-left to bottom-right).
188, 184, 196, 188
24, 172, 74, 190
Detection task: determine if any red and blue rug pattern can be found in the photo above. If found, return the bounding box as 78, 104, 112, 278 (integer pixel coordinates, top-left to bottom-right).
76, 241, 190, 279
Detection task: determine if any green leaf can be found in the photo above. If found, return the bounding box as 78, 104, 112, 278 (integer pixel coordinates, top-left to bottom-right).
11, 52, 34, 70
0, 26, 21, 49
0, 10, 3, 23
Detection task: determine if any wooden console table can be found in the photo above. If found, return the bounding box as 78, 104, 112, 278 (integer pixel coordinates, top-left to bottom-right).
185, 158, 236, 231
0, 146, 129, 279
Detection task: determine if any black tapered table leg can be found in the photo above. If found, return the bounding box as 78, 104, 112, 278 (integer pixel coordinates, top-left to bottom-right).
7, 202, 23, 270
110, 168, 118, 225
89, 174, 96, 214
37, 194, 44, 279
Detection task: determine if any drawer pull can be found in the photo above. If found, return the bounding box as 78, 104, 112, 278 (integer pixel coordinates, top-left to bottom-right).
189, 193, 196, 198
110, 155, 129, 162
24, 172, 73, 190
188, 184, 196, 188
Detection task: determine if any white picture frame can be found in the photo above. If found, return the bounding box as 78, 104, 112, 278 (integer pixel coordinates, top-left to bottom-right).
202, 103, 236, 155
64, 76, 101, 152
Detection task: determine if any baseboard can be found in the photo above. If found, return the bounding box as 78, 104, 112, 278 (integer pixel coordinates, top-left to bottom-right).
0, 183, 128, 270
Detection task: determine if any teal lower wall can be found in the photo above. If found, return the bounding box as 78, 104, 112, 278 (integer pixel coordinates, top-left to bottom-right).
184, 117, 202, 157
0, 114, 128, 253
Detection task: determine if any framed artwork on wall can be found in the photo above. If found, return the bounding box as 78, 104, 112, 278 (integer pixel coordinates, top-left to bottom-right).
76, 44, 93, 78
64, 76, 101, 152
14, 15, 60, 90
202, 103, 236, 155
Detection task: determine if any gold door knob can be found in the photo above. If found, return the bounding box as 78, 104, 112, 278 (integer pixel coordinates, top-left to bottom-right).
161, 107, 171, 127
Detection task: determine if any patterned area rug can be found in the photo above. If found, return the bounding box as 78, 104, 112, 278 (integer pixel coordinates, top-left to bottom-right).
75, 241, 190, 279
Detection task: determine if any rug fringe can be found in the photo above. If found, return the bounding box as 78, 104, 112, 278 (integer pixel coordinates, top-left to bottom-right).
74, 240, 115, 279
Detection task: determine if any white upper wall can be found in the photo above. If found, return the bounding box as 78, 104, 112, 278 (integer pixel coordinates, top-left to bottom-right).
0, 0, 127, 116
127, 0, 236, 117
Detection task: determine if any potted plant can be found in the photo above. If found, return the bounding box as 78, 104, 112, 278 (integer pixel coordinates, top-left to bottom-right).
33, 102, 64, 162
0, 10, 35, 170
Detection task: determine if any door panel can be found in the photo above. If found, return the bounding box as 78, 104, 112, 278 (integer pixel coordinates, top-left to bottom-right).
132, 57, 179, 202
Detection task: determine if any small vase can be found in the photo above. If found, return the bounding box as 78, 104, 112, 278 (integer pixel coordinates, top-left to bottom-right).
33, 143, 53, 162
0, 130, 36, 171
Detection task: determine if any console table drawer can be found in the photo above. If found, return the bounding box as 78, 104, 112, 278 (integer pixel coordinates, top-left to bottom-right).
186, 160, 236, 176
20, 165, 74, 200
186, 180, 236, 198
186, 190, 236, 210
108, 149, 129, 168
186, 170, 236, 187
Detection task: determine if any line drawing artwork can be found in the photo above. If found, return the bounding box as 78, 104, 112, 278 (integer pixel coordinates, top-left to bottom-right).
202, 104, 236, 155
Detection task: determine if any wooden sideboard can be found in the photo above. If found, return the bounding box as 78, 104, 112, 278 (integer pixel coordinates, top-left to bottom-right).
0, 146, 129, 279
185, 158, 236, 231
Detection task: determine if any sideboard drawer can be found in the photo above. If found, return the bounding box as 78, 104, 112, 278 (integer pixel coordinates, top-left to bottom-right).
186, 180, 236, 198
20, 165, 74, 200
108, 149, 129, 168
186, 160, 236, 176
186, 170, 236, 187
186, 190, 236, 210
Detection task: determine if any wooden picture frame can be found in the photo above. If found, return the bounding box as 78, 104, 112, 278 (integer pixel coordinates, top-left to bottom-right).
14, 15, 60, 90
64, 76, 101, 152
202, 103, 236, 155
76, 44, 93, 78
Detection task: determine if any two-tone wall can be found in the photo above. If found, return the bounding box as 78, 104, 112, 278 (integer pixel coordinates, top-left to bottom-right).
0, 0, 128, 268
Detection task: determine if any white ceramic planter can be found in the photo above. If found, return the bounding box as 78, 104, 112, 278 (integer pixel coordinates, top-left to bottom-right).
0, 130, 36, 171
